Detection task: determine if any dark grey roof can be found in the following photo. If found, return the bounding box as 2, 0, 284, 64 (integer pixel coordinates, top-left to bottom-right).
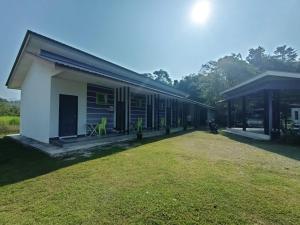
221, 71, 300, 100
6, 30, 214, 109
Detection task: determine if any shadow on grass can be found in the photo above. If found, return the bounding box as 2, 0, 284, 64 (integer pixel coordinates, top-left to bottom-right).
0, 130, 195, 187
222, 132, 300, 161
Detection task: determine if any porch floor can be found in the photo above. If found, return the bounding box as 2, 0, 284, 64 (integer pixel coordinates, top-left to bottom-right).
223, 128, 271, 141
7, 127, 184, 157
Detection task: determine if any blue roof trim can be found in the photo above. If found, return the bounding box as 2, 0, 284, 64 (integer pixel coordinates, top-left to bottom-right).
40, 50, 188, 98
40, 50, 188, 97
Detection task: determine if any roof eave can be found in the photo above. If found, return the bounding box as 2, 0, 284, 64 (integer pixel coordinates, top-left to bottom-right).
5, 30, 32, 87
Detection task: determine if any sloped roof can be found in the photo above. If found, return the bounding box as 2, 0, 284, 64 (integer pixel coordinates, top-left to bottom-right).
6, 30, 214, 109
221, 70, 300, 100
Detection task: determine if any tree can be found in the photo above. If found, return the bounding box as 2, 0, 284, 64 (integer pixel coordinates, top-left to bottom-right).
0, 98, 20, 116
246, 46, 267, 70
153, 69, 172, 85
273, 45, 297, 63
177, 73, 204, 101
177, 53, 257, 106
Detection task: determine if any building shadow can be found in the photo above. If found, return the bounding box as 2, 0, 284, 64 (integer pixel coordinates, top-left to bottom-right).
0, 130, 195, 187
222, 132, 300, 161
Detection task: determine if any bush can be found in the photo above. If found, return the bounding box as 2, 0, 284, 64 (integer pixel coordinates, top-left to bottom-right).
0, 121, 10, 134
8, 117, 20, 126
0, 116, 20, 135
279, 129, 300, 145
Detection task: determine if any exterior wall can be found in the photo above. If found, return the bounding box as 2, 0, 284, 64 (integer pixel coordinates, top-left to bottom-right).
20, 59, 57, 143
86, 84, 114, 131
130, 93, 146, 129
50, 77, 87, 138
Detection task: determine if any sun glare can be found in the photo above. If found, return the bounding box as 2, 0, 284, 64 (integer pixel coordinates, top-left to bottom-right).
190, 1, 211, 25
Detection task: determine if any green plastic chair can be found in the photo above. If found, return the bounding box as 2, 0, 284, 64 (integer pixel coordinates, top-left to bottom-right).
97, 117, 107, 135
136, 118, 143, 132
160, 117, 165, 128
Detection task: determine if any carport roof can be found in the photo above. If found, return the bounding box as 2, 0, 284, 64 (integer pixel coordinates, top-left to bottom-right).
221, 71, 300, 100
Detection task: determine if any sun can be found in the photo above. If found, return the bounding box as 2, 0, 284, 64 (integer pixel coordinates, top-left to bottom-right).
190, 1, 212, 25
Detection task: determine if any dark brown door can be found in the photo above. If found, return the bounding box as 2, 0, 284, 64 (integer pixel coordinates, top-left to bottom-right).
59, 94, 78, 137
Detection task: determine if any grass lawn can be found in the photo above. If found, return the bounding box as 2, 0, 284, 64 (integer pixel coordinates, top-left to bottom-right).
0, 131, 299, 225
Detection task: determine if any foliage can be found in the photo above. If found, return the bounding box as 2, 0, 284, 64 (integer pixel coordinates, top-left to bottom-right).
176, 45, 300, 107
142, 69, 173, 86
0, 116, 20, 135
135, 118, 143, 133
0, 131, 299, 224
0, 98, 20, 116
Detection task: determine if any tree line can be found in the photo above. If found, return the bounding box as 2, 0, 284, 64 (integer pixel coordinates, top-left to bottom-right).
144, 45, 300, 106
0, 98, 20, 116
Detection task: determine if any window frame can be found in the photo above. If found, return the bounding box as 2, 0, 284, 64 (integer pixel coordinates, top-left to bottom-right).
96, 92, 108, 105
295, 111, 299, 120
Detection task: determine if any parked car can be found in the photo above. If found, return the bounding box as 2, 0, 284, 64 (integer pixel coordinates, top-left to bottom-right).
247, 114, 263, 128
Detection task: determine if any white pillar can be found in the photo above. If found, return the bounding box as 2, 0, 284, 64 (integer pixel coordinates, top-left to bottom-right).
152, 95, 155, 128
123, 87, 129, 131
268, 91, 273, 135
113, 88, 116, 128
145, 95, 148, 128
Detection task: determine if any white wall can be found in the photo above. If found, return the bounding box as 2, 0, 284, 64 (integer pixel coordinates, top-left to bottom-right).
20, 59, 57, 143
50, 77, 87, 138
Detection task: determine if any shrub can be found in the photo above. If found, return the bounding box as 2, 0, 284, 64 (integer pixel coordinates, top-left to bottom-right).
279, 129, 300, 145
8, 117, 20, 126
0, 116, 20, 135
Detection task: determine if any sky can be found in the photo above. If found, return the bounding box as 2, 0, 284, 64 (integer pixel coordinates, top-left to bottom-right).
1, 0, 300, 100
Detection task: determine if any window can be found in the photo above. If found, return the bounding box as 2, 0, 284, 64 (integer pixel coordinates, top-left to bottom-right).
96, 93, 107, 105
295, 111, 299, 120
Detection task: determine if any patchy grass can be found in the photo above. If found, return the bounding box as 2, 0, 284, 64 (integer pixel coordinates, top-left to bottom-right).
0, 116, 19, 136
0, 131, 299, 225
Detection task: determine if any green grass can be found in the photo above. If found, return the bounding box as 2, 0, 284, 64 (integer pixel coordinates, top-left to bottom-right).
0, 131, 299, 225
0, 116, 19, 136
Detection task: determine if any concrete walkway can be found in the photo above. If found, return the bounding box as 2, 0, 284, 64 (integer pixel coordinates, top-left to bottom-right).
223, 128, 271, 141
7, 128, 184, 157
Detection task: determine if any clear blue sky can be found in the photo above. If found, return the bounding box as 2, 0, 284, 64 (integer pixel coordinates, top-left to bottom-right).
1, 0, 300, 100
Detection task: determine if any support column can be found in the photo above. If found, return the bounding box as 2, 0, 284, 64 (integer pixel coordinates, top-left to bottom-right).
152, 95, 155, 129
227, 100, 232, 128
273, 90, 280, 133
170, 99, 173, 128
264, 90, 273, 135
242, 96, 247, 131
157, 94, 160, 130
145, 95, 148, 128
113, 88, 116, 128
127, 87, 130, 133
124, 87, 128, 133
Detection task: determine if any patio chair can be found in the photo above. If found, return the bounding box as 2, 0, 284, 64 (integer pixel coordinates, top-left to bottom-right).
97, 117, 107, 135
177, 118, 181, 127
136, 118, 143, 132
160, 117, 165, 128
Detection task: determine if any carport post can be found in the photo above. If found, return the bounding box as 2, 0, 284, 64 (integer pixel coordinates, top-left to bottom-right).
242, 96, 247, 131
264, 90, 273, 135
227, 100, 232, 128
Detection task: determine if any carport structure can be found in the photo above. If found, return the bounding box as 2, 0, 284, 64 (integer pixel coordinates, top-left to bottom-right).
221, 71, 300, 140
